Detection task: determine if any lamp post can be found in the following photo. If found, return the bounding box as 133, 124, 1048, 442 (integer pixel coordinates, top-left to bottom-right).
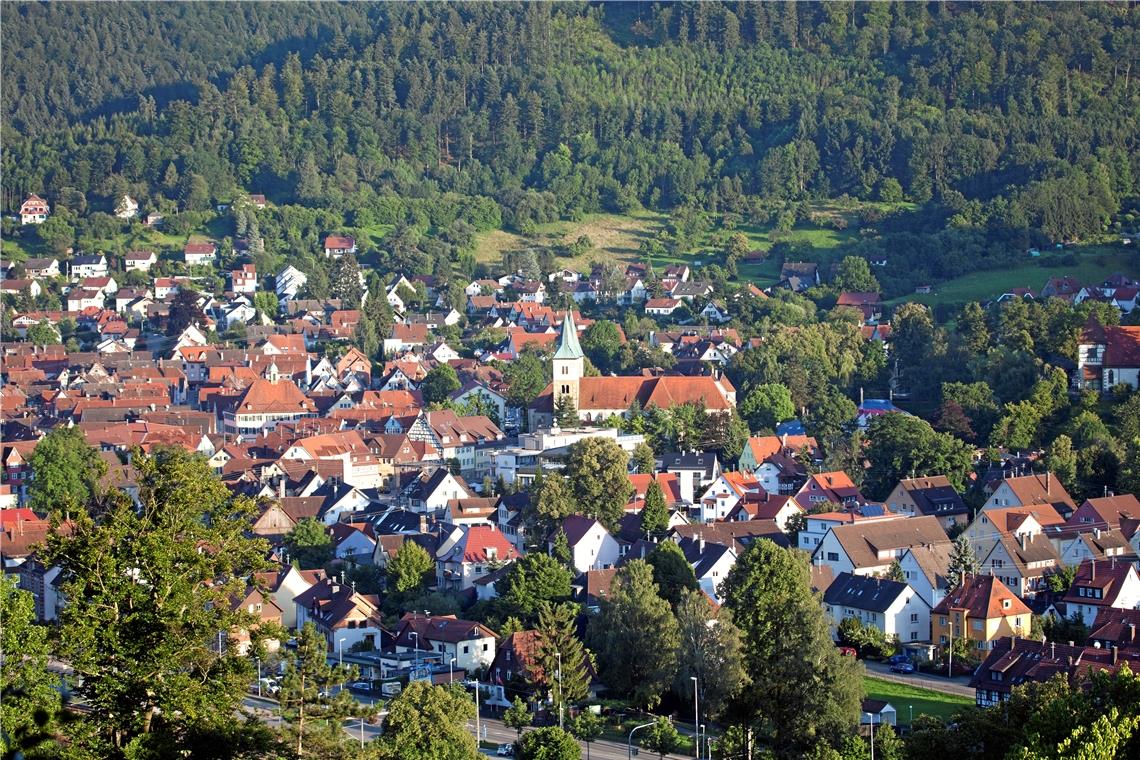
555, 651, 563, 730
700, 725, 706, 760
256, 657, 262, 697
410, 631, 419, 672
870, 713, 877, 760
691, 676, 699, 759
450, 657, 456, 684
338, 637, 346, 667
909, 704, 913, 726
628, 720, 656, 760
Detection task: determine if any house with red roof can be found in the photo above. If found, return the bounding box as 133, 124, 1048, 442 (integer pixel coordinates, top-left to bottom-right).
436, 524, 520, 591
1061, 559, 1140, 627
323, 235, 357, 258
793, 471, 867, 512
221, 365, 318, 435
932, 574, 1032, 656
697, 471, 760, 523
1077, 317, 1140, 393
183, 241, 217, 265
20, 194, 50, 225
294, 575, 383, 651
393, 613, 498, 672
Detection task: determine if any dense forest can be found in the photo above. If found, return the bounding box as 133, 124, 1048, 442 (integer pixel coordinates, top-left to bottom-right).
2, 3, 1137, 278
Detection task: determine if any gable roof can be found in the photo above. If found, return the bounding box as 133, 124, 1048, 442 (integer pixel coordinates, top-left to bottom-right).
823, 571, 909, 613
827, 515, 948, 570
933, 573, 1030, 618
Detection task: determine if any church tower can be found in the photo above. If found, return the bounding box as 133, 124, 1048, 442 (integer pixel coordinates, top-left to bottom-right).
552, 311, 584, 415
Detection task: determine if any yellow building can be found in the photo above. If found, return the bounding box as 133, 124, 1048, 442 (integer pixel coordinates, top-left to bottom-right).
931, 574, 1032, 656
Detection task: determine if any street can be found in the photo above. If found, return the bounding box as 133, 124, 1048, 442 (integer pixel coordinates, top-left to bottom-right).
862, 660, 975, 698
477, 715, 692, 759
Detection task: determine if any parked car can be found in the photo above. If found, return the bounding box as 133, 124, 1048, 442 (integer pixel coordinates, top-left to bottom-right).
890, 662, 916, 674
496, 743, 515, 757
348, 681, 373, 693
257, 677, 280, 696
887, 654, 912, 666
837, 646, 857, 657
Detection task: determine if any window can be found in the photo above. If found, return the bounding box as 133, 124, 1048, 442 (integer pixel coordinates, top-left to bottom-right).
910, 613, 919, 622
483, 643, 489, 651
910, 631, 919, 641
940, 617, 947, 626
463, 645, 469, 654
972, 620, 983, 631
826, 552, 839, 562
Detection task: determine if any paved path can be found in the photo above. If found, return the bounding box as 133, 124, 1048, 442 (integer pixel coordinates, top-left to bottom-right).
863, 661, 975, 698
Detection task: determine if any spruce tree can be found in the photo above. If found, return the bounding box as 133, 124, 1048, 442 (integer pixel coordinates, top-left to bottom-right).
530, 602, 591, 714
948, 534, 980, 579
640, 480, 670, 537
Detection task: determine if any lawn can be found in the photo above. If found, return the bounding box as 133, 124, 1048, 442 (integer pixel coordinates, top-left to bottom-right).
863, 676, 973, 724
472, 211, 667, 268
891, 245, 1140, 307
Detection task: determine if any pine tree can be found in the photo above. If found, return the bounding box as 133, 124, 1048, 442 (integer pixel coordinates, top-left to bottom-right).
550, 528, 573, 570
639, 480, 669, 537
278, 622, 360, 757
530, 602, 591, 712
554, 394, 578, 427
948, 534, 979, 579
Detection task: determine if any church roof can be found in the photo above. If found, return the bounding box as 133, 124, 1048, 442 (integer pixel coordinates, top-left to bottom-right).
553, 311, 584, 360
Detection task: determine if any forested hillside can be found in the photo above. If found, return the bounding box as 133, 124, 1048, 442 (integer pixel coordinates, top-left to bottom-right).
2, 2, 1138, 294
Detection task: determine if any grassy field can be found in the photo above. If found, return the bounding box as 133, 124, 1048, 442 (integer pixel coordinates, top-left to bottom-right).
863, 676, 973, 724
472, 211, 667, 269
892, 245, 1140, 307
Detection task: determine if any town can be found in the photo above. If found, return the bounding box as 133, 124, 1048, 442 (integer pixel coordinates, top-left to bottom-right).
5, 2, 1140, 759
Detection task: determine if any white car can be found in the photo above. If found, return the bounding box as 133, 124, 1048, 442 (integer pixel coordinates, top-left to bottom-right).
496, 744, 514, 757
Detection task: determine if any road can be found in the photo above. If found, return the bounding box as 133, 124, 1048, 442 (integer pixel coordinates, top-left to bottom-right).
477, 715, 692, 759
863, 660, 975, 698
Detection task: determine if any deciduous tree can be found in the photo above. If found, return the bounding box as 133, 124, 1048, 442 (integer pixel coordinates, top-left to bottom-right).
721, 540, 863, 758
566, 437, 634, 530
673, 588, 747, 719
26, 425, 106, 513
586, 560, 678, 708
374, 681, 478, 760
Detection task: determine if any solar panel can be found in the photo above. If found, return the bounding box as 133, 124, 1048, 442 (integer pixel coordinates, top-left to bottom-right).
861, 505, 885, 517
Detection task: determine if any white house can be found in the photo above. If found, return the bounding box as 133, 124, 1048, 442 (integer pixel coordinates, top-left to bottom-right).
676, 536, 737, 603
811, 515, 949, 578
394, 613, 498, 673
124, 250, 157, 272
823, 572, 931, 644
184, 241, 218, 266
115, 195, 139, 219
70, 254, 108, 279
19, 194, 50, 225
403, 468, 474, 515
1060, 559, 1140, 627
554, 515, 621, 574
695, 472, 759, 523
276, 265, 308, 301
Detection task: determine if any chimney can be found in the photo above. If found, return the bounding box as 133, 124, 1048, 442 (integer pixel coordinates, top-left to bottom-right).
698, 535, 706, 555
1113, 645, 1119, 666
1129, 623, 1136, 643
1020, 533, 1028, 551
1046, 471, 1050, 494
1092, 562, 1096, 580
278, 477, 286, 499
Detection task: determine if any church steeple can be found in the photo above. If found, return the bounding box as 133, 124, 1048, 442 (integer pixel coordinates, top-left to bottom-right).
551, 311, 583, 420
553, 310, 584, 360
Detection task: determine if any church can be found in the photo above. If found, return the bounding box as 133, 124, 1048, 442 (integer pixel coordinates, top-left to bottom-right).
528, 312, 737, 429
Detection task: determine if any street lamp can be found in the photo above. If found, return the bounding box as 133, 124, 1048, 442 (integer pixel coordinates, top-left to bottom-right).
338, 637, 346, 667
700, 725, 706, 760
449, 657, 456, 684
628, 721, 656, 760
691, 676, 699, 760
909, 704, 913, 726
255, 657, 262, 697
410, 631, 419, 671
555, 651, 563, 730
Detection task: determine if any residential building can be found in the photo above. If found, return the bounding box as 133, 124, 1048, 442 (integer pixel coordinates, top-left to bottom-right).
393, 613, 498, 673
184, 241, 218, 266
323, 235, 357, 258
823, 572, 931, 643
20, 194, 50, 224
982, 473, 1076, 518
124, 250, 157, 272
931, 574, 1032, 656
294, 576, 384, 652
436, 524, 519, 591
1061, 559, 1140, 627
884, 476, 970, 528
811, 515, 949, 577
70, 253, 108, 278
553, 515, 621, 574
